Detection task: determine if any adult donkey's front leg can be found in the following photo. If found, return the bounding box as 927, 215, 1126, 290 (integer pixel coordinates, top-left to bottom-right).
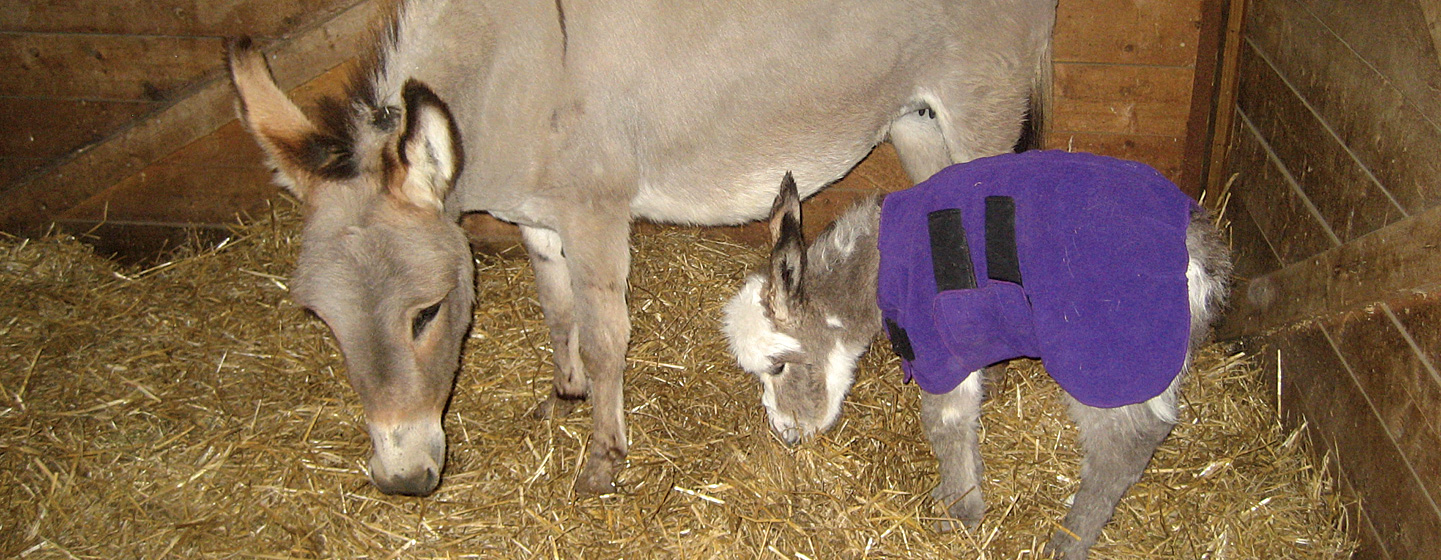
559, 207, 633, 495
521, 225, 588, 419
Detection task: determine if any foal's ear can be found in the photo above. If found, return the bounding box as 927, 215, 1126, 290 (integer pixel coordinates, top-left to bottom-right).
765, 172, 807, 323
395, 80, 463, 211
227, 37, 346, 201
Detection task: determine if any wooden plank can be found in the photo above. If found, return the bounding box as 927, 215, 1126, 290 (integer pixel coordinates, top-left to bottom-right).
0, 0, 383, 235
0, 33, 224, 101
1326, 304, 1441, 509
1203, 0, 1250, 197
1270, 323, 1441, 560
1236, 40, 1405, 243
1228, 113, 1336, 266
58, 164, 277, 225
1295, 0, 1441, 126
1051, 63, 1195, 137
1046, 132, 1185, 182
1219, 169, 1284, 282
1053, 0, 1203, 66
0, 97, 157, 163
1223, 199, 1441, 339
1180, 0, 1235, 200
0, 158, 46, 186
1, 0, 358, 38
1247, 0, 1441, 214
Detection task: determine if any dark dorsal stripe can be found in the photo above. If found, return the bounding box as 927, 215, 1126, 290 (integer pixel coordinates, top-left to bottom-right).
885, 318, 916, 362
984, 196, 1022, 285
927, 209, 976, 292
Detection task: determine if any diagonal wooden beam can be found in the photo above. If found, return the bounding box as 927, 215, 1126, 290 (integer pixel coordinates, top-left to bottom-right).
0, 0, 381, 236
1221, 201, 1441, 339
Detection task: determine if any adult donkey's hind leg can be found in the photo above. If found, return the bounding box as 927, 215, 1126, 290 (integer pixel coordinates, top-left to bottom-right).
1047, 384, 1179, 559
521, 225, 589, 419
557, 205, 633, 495
921, 369, 987, 531
888, 108, 954, 184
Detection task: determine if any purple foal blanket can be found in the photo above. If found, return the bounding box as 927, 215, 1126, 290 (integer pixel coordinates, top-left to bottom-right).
877, 150, 1196, 408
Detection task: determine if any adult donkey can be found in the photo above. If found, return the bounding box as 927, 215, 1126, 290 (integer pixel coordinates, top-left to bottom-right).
227, 0, 1055, 496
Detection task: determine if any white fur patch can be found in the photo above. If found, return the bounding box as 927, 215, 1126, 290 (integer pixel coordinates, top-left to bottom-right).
1186, 255, 1223, 326
819, 340, 866, 431
938, 371, 984, 426
723, 275, 801, 374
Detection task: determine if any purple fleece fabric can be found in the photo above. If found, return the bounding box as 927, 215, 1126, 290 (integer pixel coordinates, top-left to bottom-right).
877, 150, 1196, 408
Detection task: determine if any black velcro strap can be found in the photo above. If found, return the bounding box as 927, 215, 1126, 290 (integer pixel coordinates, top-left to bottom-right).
985, 196, 1022, 285
885, 318, 916, 362
927, 209, 977, 292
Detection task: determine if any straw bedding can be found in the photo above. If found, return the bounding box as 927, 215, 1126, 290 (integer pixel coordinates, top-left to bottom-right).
1, 201, 1355, 558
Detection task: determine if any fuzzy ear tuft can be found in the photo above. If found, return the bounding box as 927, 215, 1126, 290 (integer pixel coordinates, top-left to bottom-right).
395, 80, 464, 211
764, 173, 807, 324
227, 37, 338, 200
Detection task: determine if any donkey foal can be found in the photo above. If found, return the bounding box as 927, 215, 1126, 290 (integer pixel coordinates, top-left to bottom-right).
723, 152, 1232, 559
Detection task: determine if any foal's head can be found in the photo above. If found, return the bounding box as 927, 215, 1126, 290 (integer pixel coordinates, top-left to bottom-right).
722, 175, 883, 444
228, 39, 473, 496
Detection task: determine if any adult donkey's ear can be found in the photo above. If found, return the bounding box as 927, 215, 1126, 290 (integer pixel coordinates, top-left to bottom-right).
226, 37, 351, 201
394, 80, 463, 211
765, 172, 807, 324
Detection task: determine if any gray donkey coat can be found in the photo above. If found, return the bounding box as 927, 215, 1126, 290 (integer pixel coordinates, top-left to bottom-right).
229, 0, 1057, 497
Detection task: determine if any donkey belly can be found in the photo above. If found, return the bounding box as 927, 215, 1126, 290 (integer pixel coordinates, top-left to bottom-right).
628, 130, 885, 225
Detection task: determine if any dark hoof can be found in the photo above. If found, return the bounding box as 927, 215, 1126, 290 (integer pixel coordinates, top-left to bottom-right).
573, 447, 623, 496
574, 463, 618, 495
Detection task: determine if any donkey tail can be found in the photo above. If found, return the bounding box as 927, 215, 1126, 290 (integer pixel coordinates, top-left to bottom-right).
1014, 27, 1052, 153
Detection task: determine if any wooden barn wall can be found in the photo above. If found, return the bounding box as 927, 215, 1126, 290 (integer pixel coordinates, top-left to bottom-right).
0, 0, 371, 238
1222, 0, 1441, 557
0, 0, 1216, 254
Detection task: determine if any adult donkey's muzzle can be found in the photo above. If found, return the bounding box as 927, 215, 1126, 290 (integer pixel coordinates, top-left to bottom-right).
367, 418, 446, 496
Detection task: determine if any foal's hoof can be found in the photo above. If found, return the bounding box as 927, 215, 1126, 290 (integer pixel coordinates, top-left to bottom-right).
530, 393, 583, 420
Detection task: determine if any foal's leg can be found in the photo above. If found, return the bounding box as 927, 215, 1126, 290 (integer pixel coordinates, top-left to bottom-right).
520, 225, 588, 419
921, 369, 986, 531
1047, 381, 1180, 559
558, 208, 633, 495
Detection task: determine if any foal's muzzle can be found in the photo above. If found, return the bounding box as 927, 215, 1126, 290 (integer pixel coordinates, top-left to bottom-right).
367, 418, 445, 496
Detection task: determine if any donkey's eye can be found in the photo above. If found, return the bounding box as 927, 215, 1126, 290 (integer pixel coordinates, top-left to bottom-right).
412, 301, 443, 338
768, 363, 786, 376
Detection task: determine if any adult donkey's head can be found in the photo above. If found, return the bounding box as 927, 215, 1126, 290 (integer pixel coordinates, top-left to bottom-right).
228, 39, 474, 496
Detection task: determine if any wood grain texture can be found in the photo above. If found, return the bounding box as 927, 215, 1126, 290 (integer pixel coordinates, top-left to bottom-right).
1228, 113, 1336, 266
1247, 0, 1441, 214
0, 0, 381, 235
0, 97, 157, 162
1223, 197, 1441, 339
1046, 131, 1185, 181
0, 33, 224, 101
1219, 168, 1284, 282
1053, 0, 1203, 65
1051, 63, 1194, 136
1294, 0, 1441, 125
58, 164, 277, 224
1259, 324, 1431, 559
1326, 304, 1441, 512
1236, 40, 1406, 243
1, 0, 358, 38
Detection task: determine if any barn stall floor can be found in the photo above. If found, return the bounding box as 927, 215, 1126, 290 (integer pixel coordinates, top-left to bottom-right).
1, 201, 1355, 559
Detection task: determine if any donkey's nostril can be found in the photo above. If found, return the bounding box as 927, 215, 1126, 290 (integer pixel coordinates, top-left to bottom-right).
374, 467, 440, 496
